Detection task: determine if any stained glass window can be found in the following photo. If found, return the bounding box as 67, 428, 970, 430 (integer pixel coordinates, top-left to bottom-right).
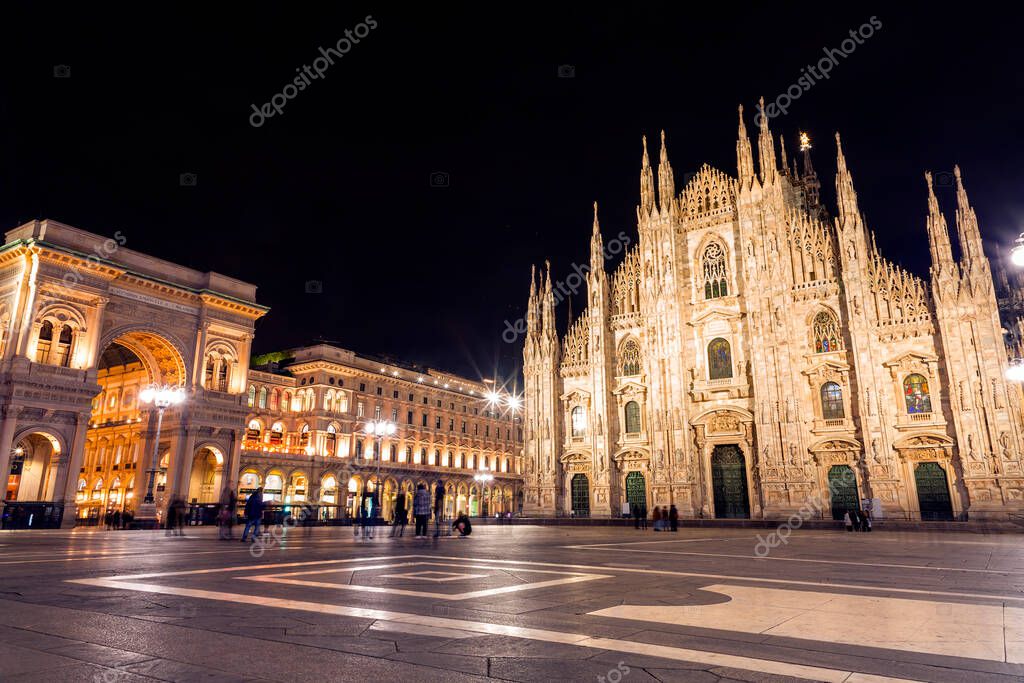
812, 310, 842, 353
618, 339, 642, 376
903, 374, 932, 414
702, 243, 728, 299
820, 382, 844, 419
707, 338, 733, 380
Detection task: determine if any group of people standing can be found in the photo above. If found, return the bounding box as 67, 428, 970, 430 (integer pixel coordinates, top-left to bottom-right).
843, 508, 873, 532
371, 480, 472, 539
630, 502, 679, 532
103, 509, 133, 529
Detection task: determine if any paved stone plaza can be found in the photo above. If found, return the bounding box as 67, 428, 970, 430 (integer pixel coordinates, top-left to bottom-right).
0, 524, 1022, 682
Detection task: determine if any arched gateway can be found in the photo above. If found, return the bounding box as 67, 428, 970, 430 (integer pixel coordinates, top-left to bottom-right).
0, 220, 266, 527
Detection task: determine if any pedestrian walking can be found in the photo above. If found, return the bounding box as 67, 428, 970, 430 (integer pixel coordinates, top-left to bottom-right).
639, 502, 648, 530
631, 501, 641, 529
862, 512, 872, 532
413, 483, 431, 538
359, 488, 376, 539
669, 504, 679, 532
391, 491, 408, 537
433, 480, 445, 538
652, 506, 662, 531
175, 497, 187, 536
165, 498, 178, 536
241, 487, 264, 542
218, 486, 236, 540
843, 510, 854, 532
112, 510, 122, 530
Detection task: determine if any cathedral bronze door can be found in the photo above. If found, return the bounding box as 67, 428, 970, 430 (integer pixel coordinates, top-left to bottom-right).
571, 474, 590, 517
711, 445, 749, 519
625, 471, 646, 513
914, 462, 953, 521
828, 465, 858, 520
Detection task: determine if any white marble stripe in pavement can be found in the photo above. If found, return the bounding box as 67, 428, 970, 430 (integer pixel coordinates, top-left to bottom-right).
67, 576, 924, 683
95, 553, 1024, 605
562, 545, 1024, 576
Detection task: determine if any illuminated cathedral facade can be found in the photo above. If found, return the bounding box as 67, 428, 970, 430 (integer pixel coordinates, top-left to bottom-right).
522, 104, 1024, 521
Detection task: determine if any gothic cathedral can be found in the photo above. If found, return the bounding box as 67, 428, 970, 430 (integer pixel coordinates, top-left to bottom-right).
522, 103, 1024, 522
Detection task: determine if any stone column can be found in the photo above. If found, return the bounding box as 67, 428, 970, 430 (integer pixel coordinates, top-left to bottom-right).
0, 405, 22, 499
167, 426, 198, 503
56, 413, 91, 526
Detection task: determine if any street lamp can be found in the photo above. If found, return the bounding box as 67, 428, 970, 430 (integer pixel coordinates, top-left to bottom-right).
1006, 358, 1024, 382
137, 384, 186, 525
364, 419, 395, 518
1012, 233, 1024, 268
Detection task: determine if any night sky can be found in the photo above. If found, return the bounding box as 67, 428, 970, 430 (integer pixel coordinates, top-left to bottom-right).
1, 5, 1022, 383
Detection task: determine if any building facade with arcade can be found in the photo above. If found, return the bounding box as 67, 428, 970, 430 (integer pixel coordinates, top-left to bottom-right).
0, 220, 523, 526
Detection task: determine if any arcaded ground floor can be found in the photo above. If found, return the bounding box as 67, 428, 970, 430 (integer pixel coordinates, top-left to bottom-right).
0, 524, 1021, 682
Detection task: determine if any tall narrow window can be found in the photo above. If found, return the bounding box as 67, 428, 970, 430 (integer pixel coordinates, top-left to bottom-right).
624, 401, 641, 434
325, 424, 337, 455
618, 339, 642, 376
812, 310, 843, 353
707, 338, 733, 380
35, 320, 53, 363
820, 382, 844, 419
258, 387, 268, 409
248, 385, 256, 407
56, 325, 73, 367
903, 374, 932, 414
701, 242, 728, 299
216, 359, 228, 391
571, 406, 587, 437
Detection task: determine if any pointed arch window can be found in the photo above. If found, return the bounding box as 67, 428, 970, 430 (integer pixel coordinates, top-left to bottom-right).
820, 382, 844, 419
707, 338, 733, 380
903, 374, 932, 414
812, 310, 843, 353
624, 401, 641, 434
618, 339, 642, 376
247, 385, 256, 408
701, 242, 729, 299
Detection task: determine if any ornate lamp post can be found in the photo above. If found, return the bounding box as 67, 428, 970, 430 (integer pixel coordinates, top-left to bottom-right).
474, 467, 494, 517
136, 384, 186, 526
364, 419, 395, 520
